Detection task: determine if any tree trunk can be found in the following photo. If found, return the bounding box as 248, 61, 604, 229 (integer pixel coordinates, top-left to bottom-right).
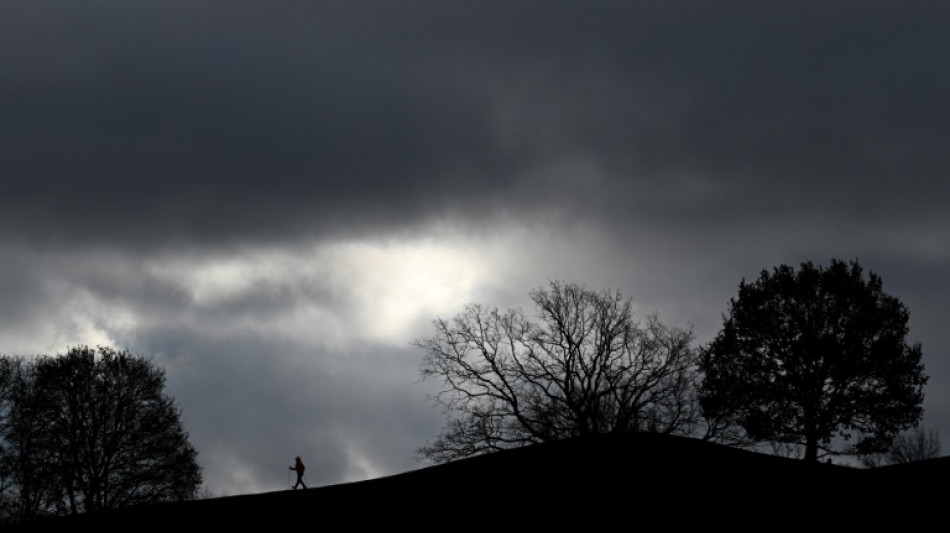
803, 403, 819, 463
804, 437, 818, 462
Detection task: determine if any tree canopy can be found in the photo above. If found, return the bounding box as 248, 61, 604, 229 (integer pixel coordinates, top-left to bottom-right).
0, 346, 201, 524
699, 259, 927, 462
415, 281, 700, 463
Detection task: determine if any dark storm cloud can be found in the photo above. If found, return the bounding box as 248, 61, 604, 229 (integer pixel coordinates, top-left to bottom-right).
1, 2, 505, 249
4, 2, 948, 250
0, 249, 46, 324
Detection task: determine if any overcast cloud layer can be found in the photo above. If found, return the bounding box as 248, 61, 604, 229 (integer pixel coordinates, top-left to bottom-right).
2, 2, 949, 495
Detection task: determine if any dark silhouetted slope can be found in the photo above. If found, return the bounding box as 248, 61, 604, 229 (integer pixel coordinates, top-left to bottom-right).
11, 432, 945, 530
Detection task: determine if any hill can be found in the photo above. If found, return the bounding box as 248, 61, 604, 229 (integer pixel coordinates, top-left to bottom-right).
10, 432, 946, 530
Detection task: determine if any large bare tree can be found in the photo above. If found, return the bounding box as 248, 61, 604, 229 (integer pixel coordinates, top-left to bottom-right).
34, 346, 202, 515
0, 346, 201, 524
414, 281, 700, 463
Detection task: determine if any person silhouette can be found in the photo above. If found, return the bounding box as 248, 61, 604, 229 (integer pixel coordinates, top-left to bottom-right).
290, 456, 307, 489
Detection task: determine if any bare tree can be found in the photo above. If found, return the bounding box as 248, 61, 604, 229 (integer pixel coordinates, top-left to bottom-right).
414, 281, 701, 463
0, 346, 202, 524
888, 426, 941, 464
0, 357, 61, 525
33, 346, 202, 515
860, 426, 942, 468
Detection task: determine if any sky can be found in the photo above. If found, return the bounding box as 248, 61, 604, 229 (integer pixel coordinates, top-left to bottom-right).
2, 1, 949, 496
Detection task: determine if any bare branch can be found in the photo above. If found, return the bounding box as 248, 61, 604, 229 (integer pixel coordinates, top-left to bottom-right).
415, 281, 702, 463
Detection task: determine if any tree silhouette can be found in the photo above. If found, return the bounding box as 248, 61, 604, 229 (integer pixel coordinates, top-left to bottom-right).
0, 357, 60, 523
415, 281, 700, 463
860, 425, 942, 468
699, 259, 927, 463
0, 346, 201, 523
888, 426, 941, 464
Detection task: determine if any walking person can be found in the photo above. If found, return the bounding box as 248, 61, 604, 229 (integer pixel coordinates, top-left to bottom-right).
290, 456, 307, 489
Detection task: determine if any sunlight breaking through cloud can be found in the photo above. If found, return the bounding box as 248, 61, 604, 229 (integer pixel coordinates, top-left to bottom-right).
15, 234, 524, 358
341, 439, 387, 483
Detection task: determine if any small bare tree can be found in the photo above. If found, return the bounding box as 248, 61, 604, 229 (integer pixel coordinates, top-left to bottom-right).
414, 281, 701, 463
888, 426, 941, 464
860, 426, 941, 468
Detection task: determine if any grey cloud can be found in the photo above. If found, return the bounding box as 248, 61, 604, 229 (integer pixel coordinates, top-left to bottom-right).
145, 330, 440, 493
